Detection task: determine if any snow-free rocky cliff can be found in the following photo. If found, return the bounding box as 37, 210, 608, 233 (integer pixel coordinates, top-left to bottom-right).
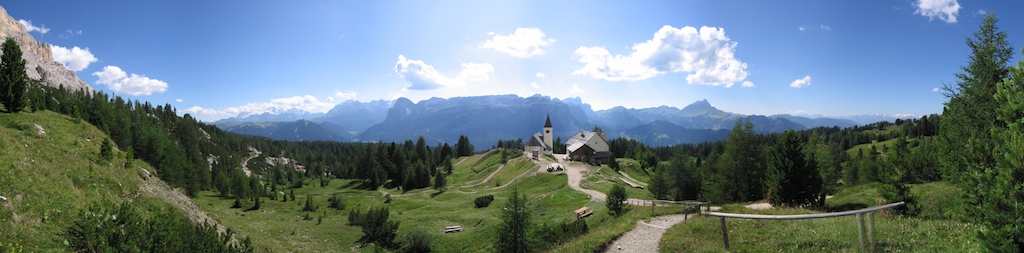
0, 5, 94, 93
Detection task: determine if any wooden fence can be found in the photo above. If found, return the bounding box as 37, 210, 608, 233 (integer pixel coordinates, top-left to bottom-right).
703, 201, 906, 251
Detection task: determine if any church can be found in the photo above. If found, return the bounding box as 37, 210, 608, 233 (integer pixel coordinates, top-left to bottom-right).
524, 115, 554, 158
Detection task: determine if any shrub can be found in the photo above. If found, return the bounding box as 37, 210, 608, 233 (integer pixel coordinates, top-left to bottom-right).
329, 194, 346, 210
398, 227, 433, 253
65, 201, 253, 252
474, 195, 494, 208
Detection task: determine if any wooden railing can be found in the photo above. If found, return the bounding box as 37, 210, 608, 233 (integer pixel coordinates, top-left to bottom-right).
703, 201, 905, 251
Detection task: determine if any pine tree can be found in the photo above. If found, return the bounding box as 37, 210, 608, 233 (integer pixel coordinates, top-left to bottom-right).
763, 130, 821, 207
0, 38, 28, 113
606, 184, 628, 216
496, 186, 529, 253
433, 170, 446, 192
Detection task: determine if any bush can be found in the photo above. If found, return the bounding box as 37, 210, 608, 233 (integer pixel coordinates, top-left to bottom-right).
398, 227, 433, 253
474, 195, 494, 208
534, 219, 589, 247
329, 194, 346, 210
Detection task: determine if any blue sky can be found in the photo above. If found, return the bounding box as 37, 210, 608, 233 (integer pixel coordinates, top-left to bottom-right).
5, 0, 1023, 122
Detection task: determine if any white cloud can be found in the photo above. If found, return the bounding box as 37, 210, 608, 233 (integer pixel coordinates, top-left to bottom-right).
572, 25, 750, 87
742, 81, 755, 87
92, 65, 168, 96
790, 75, 812, 88
536, 72, 546, 79
17, 19, 48, 34
184, 95, 336, 118
50, 45, 97, 71
176, 98, 184, 103
531, 82, 541, 89
93, 65, 127, 85
394, 55, 494, 90
480, 28, 555, 58
932, 87, 941, 92
820, 24, 831, 31
569, 83, 584, 94
798, 26, 807, 31
183, 106, 224, 116
914, 0, 961, 23
976, 9, 987, 16
335, 91, 358, 100
59, 29, 83, 39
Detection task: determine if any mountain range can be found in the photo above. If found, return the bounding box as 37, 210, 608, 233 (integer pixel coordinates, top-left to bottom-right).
212, 94, 917, 148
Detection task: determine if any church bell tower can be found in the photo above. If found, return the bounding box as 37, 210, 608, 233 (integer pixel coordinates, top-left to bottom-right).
544, 114, 553, 151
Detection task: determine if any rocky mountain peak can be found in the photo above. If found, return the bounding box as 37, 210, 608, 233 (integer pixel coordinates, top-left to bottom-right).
0, 5, 94, 93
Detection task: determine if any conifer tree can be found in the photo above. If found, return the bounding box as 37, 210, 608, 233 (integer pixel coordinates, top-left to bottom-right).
0, 38, 27, 113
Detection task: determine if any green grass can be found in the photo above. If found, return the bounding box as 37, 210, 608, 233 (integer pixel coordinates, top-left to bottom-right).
0, 111, 183, 252
580, 164, 653, 200
195, 153, 671, 252
661, 182, 982, 252
616, 158, 652, 185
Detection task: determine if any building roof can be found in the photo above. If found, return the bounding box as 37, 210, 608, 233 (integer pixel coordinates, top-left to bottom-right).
544, 114, 552, 128
525, 133, 550, 150
566, 142, 586, 153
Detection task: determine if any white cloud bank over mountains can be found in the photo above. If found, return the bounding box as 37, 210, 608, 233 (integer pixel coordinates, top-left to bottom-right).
184, 95, 335, 118
572, 25, 752, 87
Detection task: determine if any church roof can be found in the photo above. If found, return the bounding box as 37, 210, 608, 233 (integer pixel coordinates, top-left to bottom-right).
544, 114, 552, 128
525, 133, 550, 149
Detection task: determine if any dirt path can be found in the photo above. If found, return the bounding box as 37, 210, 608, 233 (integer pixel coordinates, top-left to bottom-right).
605, 213, 694, 253
464, 161, 509, 187
239, 146, 261, 177
562, 162, 609, 202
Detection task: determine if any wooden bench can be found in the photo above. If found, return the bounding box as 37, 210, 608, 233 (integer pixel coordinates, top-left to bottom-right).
441, 225, 463, 233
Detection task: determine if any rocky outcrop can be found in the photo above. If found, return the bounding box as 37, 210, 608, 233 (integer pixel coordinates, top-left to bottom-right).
0, 5, 94, 93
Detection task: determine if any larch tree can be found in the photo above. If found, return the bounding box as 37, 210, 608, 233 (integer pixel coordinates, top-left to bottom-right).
938, 13, 1012, 205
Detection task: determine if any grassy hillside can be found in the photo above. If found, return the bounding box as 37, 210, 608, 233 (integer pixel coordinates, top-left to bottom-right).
660, 182, 980, 252
0, 111, 212, 251
195, 152, 686, 252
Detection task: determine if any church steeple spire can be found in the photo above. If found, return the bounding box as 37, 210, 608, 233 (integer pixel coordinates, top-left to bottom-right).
544, 114, 552, 128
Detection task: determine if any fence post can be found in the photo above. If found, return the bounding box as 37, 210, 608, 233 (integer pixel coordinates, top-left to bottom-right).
867, 212, 875, 251
720, 217, 730, 250
856, 213, 865, 249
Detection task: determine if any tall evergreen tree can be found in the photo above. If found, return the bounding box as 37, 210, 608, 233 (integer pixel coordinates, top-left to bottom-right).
981, 47, 1024, 251
0, 38, 28, 113
938, 13, 1013, 206
496, 186, 529, 253
707, 118, 763, 203
763, 130, 821, 207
